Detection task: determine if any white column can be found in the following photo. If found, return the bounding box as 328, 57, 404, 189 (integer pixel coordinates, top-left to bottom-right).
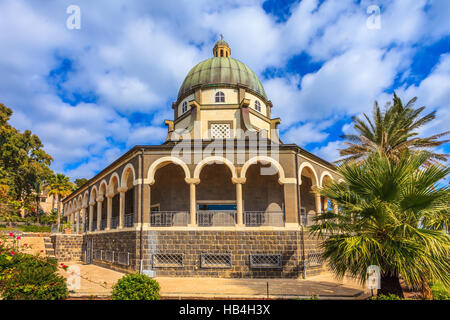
233, 177, 246, 226
76, 210, 80, 234
89, 202, 95, 232
189, 183, 196, 226
96, 196, 104, 230
106, 193, 113, 230
81, 207, 86, 233
118, 187, 127, 229
315, 194, 321, 214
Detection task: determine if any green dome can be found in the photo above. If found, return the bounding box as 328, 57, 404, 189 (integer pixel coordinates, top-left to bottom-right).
177, 57, 267, 101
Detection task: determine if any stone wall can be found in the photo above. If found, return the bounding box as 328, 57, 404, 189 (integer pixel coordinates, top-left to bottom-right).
80, 229, 326, 278
50, 234, 83, 261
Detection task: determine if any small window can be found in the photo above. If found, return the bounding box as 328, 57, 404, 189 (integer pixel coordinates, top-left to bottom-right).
215, 91, 225, 103
254, 100, 261, 112
40, 197, 47, 202
220, 49, 224, 57
181, 101, 188, 114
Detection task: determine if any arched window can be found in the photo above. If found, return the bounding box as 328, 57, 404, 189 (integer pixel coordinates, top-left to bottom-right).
215, 91, 225, 103
254, 100, 261, 112
181, 101, 188, 114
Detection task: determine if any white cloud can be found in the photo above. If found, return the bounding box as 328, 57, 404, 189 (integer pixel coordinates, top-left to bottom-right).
312, 140, 343, 163
0, 0, 449, 181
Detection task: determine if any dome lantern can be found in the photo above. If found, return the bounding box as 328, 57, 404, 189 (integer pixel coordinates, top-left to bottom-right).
213, 35, 231, 57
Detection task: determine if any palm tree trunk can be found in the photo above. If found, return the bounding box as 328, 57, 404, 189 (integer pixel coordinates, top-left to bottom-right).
421, 281, 433, 300
378, 273, 404, 297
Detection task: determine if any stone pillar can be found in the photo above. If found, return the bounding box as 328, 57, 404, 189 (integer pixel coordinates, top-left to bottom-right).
96, 196, 104, 230
323, 197, 329, 212
315, 194, 322, 214
118, 187, 127, 228
80, 207, 86, 233
143, 184, 151, 225
88, 202, 95, 232
106, 193, 113, 230
283, 182, 299, 224
232, 177, 246, 226
70, 213, 74, 231
185, 178, 200, 227
75, 210, 80, 234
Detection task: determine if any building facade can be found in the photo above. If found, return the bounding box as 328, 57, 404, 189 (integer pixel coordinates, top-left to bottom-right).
61, 40, 341, 278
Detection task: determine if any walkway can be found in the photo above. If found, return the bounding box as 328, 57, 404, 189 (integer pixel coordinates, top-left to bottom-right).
60, 263, 371, 299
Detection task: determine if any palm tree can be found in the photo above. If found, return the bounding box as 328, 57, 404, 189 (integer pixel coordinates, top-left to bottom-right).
339, 93, 449, 165
311, 151, 450, 297
46, 173, 75, 231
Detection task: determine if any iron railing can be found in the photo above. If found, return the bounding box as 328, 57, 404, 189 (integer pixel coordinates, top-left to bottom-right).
200, 253, 232, 268
250, 254, 282, 268
300, 210, 316, 226
197, 210, 236, 227
125, 214, 134, 227
111, 217, 119, 229
152, 253, 184, 267
150, 211, 188, 227
244, 211, 284, 227
100, 220, 107, 230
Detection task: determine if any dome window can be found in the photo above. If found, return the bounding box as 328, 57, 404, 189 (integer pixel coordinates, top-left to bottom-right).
254, 100, 261, 112
215, 91, 225, 103
181, 101, 188, 114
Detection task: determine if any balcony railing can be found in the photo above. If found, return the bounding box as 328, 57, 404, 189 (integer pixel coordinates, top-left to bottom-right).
300, 211, 316, 226
100, 220, 107, 230
244, 211, 284, 227
125, 214, 134, 227
197, 210, 236, 227
150, 211, 189, 227
111, 217, 119, 229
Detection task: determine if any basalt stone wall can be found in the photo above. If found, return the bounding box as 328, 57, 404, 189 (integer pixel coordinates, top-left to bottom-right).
141, 230, 304, 278
83, 231, 139, 273
79, 229, 326, 278
50, 234, 83, 261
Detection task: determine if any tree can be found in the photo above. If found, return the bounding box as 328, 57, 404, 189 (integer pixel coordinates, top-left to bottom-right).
339, 93, 449, 165
46, 173, 75, 231
0, 103, 53, 214
311, 151, 450, 297
74, 178, 88, 188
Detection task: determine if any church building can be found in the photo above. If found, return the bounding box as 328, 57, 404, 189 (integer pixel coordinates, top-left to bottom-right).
61, 40, 340, 278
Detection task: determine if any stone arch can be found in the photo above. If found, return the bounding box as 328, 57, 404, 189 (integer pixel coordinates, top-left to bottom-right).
90, 186, 98, 203
77, 196, 83, 210
194, 156, 237, 180
98, 180, 108, 196
298, 161, 319, 186
82, 191, 89, 207
146, 156, 191, 185
108, 173, 120, 194
121, 163, 136, 188
240, 156, 287, 185
320, 171, 334, 187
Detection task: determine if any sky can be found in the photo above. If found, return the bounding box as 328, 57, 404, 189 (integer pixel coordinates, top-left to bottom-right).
0, 0, 449, 180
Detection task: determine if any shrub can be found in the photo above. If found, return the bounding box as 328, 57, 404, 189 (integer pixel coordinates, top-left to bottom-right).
111, 273, 160, 300
0, 234, 68, 300
19, 225, 50, 233
431, 282, 450, 300
371, 294, 404, 300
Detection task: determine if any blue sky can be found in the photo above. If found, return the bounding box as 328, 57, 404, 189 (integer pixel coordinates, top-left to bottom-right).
0, 0, 449, 179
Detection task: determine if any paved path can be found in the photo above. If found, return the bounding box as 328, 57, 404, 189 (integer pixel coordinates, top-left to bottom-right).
59, 263, 370, 299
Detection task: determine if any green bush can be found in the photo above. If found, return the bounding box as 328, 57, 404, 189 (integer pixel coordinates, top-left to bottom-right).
0, 235, 68, 300
19, 225, 50, 233
111, 273, 160, 300
371, 294, 404, 300
431, 283, 450, 300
